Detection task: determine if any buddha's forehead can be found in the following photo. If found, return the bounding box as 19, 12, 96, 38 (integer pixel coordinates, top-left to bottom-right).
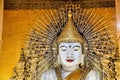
59, 42, 81, 47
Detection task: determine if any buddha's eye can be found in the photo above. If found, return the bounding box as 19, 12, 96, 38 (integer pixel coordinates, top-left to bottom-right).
60, 47, 67, 51
73, 46, 80, 51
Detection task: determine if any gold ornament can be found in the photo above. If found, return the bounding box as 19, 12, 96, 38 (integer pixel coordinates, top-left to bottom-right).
57, 11, 83, 44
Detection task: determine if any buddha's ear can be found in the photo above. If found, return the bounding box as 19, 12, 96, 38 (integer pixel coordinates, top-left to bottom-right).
80, 54, 85, 65
57, 55, 61, 65
53, 55, 61, 67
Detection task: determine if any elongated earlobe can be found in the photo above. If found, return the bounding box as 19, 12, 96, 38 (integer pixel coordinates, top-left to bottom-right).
57, 55, 61, 65
80, 55, 84, 65
53, 55, 61, 67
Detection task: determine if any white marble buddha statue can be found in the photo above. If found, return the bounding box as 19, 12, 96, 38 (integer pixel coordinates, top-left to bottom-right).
40, 11, 100, 80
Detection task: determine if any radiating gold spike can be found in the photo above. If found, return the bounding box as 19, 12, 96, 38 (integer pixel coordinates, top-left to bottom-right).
53, 10, 64, 27
82, 10, 94, 33
36, 18, 57, 36
37, 18, 48, 30
88, 22, 113, 37
44, 10, 53, 22
53, 10, 62, 33
86, 24, 112, 39
79, 9, 88, 33
84, 14, 101, 36
37, 11, 53, 32
39, 21, 54, 36
39, 22, 54, 36
48, 10, 58, 35
78, 10, 91, 33
85, 18, 105, 37
85, 23, 110, 39
83, 14, 100, 36
81, 10, 95, 33
41, 9, 63, 35
92, 20, 110, 31
40, 10, 51, 24
75, 8, 84, 32
40, 10, 48, 20
32, 27, 54, 41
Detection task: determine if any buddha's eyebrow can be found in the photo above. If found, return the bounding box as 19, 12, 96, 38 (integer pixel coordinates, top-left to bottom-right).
72, 45, 81, 48
60, 46, 67, 48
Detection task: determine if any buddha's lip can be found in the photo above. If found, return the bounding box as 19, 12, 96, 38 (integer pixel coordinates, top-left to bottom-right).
66, 59, 74, 62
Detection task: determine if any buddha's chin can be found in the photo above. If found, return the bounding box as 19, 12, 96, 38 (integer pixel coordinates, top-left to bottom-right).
63, 64, 78, 67
62, 63, 80, 72
61, 61, 80, 70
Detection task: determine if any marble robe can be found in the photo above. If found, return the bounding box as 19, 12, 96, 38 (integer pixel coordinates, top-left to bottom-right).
40, 69, 100, 80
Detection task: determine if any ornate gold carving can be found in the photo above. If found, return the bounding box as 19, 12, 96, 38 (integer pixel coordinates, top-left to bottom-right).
4, 0, 115, 10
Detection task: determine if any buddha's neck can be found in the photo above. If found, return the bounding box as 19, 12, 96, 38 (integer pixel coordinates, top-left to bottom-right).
62, 66, 79, 72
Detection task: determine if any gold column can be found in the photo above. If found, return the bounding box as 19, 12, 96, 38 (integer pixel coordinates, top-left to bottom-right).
115, 0, 120, 80
116, 0, 120, 55
0, 0, 4, 56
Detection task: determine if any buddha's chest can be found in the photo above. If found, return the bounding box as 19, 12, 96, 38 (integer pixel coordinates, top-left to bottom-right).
61, 69, 90, 80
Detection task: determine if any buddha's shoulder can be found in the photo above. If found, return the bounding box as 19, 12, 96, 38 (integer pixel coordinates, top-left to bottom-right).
87, 70, 99, 76
86, 70, 100, 80
40, 69, 57, 80
42, 69, 56, 76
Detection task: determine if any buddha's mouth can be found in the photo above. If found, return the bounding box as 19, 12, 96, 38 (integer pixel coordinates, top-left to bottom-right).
66, 59, 74, 62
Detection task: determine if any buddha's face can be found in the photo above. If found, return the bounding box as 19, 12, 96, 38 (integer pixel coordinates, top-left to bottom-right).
58, 42, 82, 68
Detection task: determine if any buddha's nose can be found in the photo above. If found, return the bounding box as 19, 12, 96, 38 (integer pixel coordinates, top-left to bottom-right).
67, 49, 73, 58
